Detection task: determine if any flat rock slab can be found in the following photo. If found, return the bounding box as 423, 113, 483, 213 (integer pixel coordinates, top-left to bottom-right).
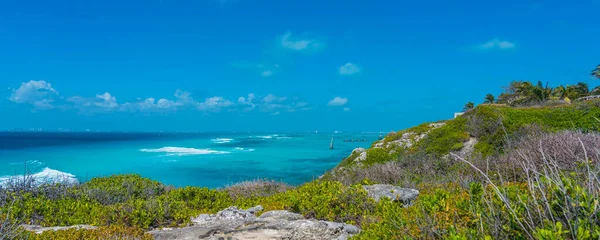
363, 184, 419, 205
21, 224, 97, 234
150, 205, 359, 240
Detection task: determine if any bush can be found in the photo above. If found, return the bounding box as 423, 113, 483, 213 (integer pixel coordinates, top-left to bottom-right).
416, 116, 469, 156
224, 179, 292, 201
266, 180, 376, 225
82, 174, 166, 205
496, 130, 600, 180
26, 225, 152, 240
363, 148, 393, 166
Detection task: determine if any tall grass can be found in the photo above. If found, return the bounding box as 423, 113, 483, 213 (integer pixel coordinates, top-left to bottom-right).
452, 130, 600, 239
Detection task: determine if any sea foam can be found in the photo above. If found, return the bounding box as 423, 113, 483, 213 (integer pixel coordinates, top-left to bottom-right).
210, 138, 234, 144
0, 167, 78, 186
140, 147, 230, 156
234, 147, 256, 152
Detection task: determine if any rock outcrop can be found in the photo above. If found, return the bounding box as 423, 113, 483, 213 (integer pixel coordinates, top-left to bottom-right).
363, 184, 419, 205
21, 224, 97, 234
150, 206, 360, 240
373, 122, 446, 150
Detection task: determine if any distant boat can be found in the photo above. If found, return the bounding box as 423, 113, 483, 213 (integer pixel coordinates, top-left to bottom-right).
329, 136, 334, 150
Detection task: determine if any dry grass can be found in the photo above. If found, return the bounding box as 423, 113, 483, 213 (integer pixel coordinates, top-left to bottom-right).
496, 130, 600, 181
329, 153, 459, 188
452, 130, 600, 239
224, 179, 292, 200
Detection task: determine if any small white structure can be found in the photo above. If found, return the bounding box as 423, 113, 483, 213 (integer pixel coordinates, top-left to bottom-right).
454, 112, 465, 118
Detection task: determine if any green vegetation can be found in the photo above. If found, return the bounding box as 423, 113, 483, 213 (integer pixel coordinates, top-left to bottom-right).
463, 101, 474, 111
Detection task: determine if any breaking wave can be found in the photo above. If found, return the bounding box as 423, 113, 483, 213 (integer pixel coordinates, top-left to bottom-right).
211, 138, 234, 144
234, 147, 256, 152
140, 147, 230, 156
0, 167, 78, 186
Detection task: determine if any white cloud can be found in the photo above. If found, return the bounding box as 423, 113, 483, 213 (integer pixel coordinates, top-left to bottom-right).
263, 94, 287, 103
279, 32, 323, 51
197, 96, 233, 111
9, 80, 59, 109
328, 97, 348, 107
94, 92, 119, 109
8, 81, 313, 115
478, 38, 516, 50
343, 107, 351, 111
261, 70, 273, 77
339, 63, 360, 75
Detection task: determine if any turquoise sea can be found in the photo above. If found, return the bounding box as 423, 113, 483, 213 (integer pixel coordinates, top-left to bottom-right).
0, 132, 377, 188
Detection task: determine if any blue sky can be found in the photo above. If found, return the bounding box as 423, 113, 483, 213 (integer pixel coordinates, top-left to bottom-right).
1, 0, 598, 132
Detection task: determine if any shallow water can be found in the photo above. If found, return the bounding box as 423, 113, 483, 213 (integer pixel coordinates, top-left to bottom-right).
0, 132, 376, 188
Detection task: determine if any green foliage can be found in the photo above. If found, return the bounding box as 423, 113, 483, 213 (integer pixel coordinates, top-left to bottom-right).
468, 103, 600, 155
26, 226, 153, 240
592, 64, 600, 79
82, 174, 166, 205
363, 148, 393, 166
463, 102, 474, 111
267, 180, 376, 224
416, 116, 469, 156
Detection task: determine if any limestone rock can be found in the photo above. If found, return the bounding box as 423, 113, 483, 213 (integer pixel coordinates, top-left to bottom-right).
363, 184, 419, 205
353, 152, 367, 163
21, 224, 97, 234
351, 148, 365, 154
150, 206, 360, 240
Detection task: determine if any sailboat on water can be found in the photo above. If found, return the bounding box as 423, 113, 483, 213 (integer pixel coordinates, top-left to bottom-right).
329, 136, 334, 150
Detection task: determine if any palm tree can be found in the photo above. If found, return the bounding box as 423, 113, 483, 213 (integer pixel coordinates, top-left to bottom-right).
483, 94, 495, 104
592, 64, 600, 79
530, 81, 552, 103
590, 86, 600, 95
463, 102, 474, 111
574, 82, 590, 97
552, 85, 566, 98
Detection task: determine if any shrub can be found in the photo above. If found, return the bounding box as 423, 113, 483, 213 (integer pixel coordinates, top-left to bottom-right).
496, 130, 600, 180
363, 148, 393, 166
416, 116, 469, 156
224, 179, 292, 201
267, 180, 376, 225
82, 174, 166, 205
26, 225, 152, 240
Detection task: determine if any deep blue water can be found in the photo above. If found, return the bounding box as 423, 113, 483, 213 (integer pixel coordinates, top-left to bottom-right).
0, 132, 376, 188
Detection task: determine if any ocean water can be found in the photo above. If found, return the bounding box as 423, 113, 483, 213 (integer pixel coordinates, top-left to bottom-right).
0, 132, 377, 188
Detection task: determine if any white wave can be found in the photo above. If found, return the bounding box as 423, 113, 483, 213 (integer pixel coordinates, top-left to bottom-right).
140, 147, 230, 156
211, 138, 234, 144
0, 167, 78, 186
254, 134, 288, 139
9, 160, 44, 166
234, 147, 256, 152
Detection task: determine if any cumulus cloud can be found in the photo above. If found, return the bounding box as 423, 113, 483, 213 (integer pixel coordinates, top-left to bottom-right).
263, 94, 287, 103
339, 63, 360, 75
9, 80, 59, 109
328, 97, 348, 107
343, 107, 351, 111
197, 96, 233, 111
261, 70, 273, 77
8, 81, 313, 115
478, 38, 516, 50
279, 32, 324, 52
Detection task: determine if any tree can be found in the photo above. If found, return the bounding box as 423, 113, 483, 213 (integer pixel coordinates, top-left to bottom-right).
530, 81, 552, 103
592, 64, 600, 79
590, 86, 600, 95
483, 94, 495, 104
552, 85, 566, 98
463, 102, 474, 111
